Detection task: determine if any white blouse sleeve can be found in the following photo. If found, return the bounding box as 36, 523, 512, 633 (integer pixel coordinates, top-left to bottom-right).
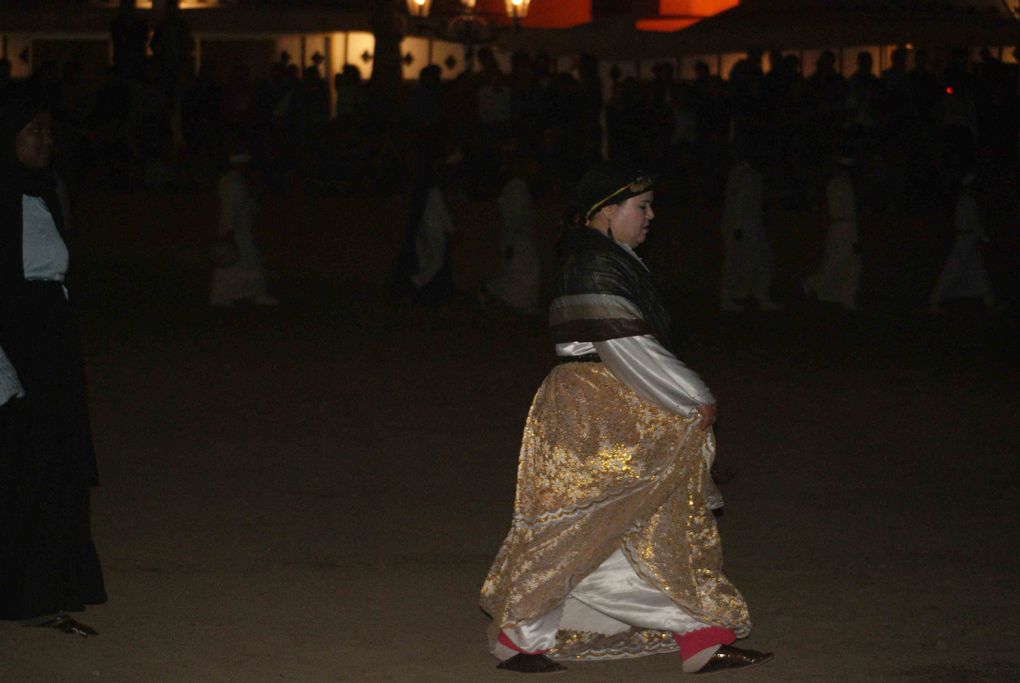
0, 344, 24, 406
594, 335, 715, 417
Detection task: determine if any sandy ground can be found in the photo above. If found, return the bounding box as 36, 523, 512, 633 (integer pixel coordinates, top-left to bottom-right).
0, 190, 1017, 682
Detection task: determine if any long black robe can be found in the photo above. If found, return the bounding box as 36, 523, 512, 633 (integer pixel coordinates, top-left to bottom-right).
0, 183, 106, 620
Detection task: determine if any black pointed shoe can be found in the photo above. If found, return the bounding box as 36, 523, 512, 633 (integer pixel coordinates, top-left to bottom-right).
496, 653, 567, 674
695, 644, 773, 674
37, 615, 98, 637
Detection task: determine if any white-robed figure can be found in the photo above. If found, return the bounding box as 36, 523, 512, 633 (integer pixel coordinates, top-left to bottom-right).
409, 184, 456, 299
482, 176, 541, 314
803, 158, 861, 309
209, 153, 277, 307
719, 157, 779, 312
929, 172, 996, 313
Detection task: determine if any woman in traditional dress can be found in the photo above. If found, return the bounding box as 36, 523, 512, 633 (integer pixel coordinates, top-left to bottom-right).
0, 89, 107, 636
480, 164, 772, 674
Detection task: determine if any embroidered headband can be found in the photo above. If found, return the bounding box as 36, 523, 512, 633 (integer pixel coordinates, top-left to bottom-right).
585, 176, 654, 221
575, 164, 655, 224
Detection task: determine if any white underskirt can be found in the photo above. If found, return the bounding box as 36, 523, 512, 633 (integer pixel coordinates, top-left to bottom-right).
495, 548, 708, 659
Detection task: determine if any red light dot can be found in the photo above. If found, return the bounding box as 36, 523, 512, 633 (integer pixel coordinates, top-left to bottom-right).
945, 86, 954, 95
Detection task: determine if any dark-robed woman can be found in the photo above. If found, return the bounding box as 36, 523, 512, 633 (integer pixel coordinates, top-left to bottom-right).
480, 163, 772, 675
0, 88, 106, 636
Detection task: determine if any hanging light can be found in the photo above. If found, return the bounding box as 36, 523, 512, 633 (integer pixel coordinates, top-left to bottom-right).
406, 0, 433, 18
460, 0, 477, 9
504, 0, 531, 20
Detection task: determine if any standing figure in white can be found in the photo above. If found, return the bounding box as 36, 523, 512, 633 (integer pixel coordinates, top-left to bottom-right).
481, 153, 541, 315
928, 171, 997, 314
803, 156, 861, 310
209, 152, 278, 308
719, 150, 780, 312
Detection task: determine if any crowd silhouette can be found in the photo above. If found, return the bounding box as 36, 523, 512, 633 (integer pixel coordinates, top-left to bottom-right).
4, 2, 1015, 204
0, 2, 1016, 309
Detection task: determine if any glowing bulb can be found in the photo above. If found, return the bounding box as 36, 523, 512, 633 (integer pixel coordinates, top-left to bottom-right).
407, 0, 430, 18
504, 0, 529, 19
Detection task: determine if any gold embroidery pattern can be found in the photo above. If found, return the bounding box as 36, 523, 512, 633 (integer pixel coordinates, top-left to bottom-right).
481, 363, 751, 660
549, 628, 677, 661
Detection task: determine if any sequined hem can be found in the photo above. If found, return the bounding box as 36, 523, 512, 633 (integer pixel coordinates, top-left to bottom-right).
548, 628, 678, 661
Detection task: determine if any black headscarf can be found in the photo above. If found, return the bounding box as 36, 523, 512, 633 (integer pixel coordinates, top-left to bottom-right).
0, 84, 55, 197
0, 85, 61, 284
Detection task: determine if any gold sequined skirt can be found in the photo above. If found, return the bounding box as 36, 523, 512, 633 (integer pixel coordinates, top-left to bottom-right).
480, 362, 750, 660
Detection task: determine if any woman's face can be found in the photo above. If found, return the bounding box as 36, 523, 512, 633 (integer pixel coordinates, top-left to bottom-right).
15, 112, 54, 170
603, 191, 654, 247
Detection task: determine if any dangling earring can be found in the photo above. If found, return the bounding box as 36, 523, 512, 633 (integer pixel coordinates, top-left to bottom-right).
606, 216, 614, 240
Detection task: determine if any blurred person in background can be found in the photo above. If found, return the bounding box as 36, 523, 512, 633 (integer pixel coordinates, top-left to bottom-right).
478, 146, 542, 316
803, 150, 861, 310
406, 162, 459, 307
928, 163, 997, 314
719, 141, 780, 312
209, 150, 277, 308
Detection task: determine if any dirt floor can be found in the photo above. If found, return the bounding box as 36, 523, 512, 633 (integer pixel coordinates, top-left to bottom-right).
0, 190, 1017, 682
